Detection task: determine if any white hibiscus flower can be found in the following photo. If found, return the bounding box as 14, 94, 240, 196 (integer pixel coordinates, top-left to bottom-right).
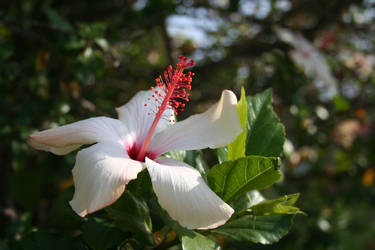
28, 57, 242, 229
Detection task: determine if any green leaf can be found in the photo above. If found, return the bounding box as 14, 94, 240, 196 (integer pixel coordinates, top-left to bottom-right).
250, 193, 304, 216
181, 232, 219, 250
208, 156, 281, 202
165, 150, 186, 162
95, 38, 109, 51
148, 199, 194, 237
126, 170, 152, 196
231, 190, 265, 212
65, 37, 86, 50
81, 218, 125, 250
78, 22, 107, 39
165, 150, 209, 180
106, 191, 154, 246
150, 201, 218, 249
216, 147, 227, 164
212, 214, 295, 244
184, 150, 209, 181
246, 89, 285, 157
44, 8, 73, 32
228, 87, 247, 161
333, 94, 350, 111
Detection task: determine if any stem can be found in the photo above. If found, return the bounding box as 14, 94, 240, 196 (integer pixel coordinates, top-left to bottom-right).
229, 209, 252, 221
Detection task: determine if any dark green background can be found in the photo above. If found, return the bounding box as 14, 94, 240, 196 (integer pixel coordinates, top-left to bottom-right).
1, 0, 374, 249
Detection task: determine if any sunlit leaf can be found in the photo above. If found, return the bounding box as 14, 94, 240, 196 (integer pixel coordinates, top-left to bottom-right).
181, 232, 219, 250
228, 87, 247, 161
208, 156, 281, 202
250, 193, 304, 216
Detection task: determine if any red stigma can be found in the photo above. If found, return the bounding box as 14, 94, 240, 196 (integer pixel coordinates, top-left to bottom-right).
135, 56, 194, 161
149, 56, 194, 115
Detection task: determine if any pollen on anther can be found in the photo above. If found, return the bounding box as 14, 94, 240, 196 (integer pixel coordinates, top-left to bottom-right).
146, 56, 195, 118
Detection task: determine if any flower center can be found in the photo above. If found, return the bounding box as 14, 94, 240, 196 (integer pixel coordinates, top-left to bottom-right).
135, 56, 194, 161
127, 144, 157, 162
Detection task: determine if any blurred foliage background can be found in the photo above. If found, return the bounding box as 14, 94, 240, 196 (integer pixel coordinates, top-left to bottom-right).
1, 0, 375, 249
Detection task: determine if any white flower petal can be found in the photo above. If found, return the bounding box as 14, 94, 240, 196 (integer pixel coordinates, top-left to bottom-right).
148, 90, 242, 156
70, 141, 144, 217
116, 89, 173, 150
28, 117, 128, 155
274, 26, 295, 45
145, 157, 234, 229
275, 26, 338, 97
275, 26, 312, 53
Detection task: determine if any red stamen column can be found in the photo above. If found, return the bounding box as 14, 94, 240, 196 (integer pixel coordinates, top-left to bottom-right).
136, 56, 194, 161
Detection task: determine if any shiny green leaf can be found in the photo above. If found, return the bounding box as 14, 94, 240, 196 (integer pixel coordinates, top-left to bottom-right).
246, 89, 285, 157
165, 150, 186, 162
216, 147, 227, 164
208, 156, 281, 202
